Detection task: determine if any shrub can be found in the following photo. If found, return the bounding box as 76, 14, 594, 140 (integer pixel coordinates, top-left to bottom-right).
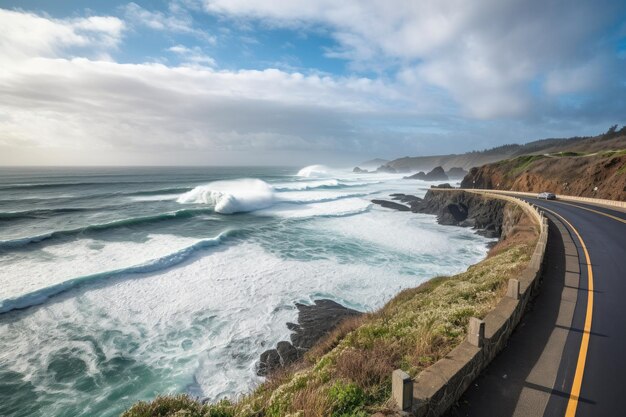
328, 380, 366, 417
121, 395, 234, 417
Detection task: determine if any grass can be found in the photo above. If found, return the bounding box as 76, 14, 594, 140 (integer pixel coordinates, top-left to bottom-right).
601, 149, 626, 157
509, 155, 546, 175
122, 205, 538, 417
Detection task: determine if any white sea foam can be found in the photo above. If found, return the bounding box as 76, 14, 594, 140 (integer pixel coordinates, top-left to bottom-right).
0, 233, 489, 412
0, 234, 217, 309
276, 190, 370, 204
129, 194, 180, 202
261, 198, 371, 218
273, 179, 340, 190
296, 164, 330, 177
177, 179, 275, 214
0, 167, 495, 417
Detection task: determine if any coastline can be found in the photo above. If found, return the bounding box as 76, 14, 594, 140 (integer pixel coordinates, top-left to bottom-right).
123, 189, 539, 416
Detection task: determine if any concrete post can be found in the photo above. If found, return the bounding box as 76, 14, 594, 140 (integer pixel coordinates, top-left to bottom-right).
392, 369, 413, 411
468, 317, 485, 348
507, 278, 520, 299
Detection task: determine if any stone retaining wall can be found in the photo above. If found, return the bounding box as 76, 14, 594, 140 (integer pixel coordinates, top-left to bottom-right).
468, 189, 626, 210
390, 191, 548, 417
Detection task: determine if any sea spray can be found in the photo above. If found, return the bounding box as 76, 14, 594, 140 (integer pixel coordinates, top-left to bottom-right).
178, 179, 276, 214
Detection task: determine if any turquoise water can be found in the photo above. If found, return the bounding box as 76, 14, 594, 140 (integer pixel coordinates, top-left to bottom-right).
0, 166, 493, 417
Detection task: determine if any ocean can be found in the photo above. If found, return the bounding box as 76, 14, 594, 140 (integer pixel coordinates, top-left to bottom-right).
0, 165, 493, 417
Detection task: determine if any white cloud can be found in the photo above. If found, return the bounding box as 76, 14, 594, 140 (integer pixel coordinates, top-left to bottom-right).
0, 9, 439, 165
0, 9, 124, 61
122, 2, 216, 43
168, 44, 216, 67
202, 0, 624, 118
0, 4, 623, 166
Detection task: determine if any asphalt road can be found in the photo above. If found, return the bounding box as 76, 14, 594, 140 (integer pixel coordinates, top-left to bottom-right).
445, 197, 626, 417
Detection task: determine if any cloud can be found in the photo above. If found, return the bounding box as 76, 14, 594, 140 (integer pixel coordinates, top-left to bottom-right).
0, 9, 440, 165
202, 0, 626, 118
0, 4, 623, 166
122, 2, 216, 43
168, 44, 216, 67
0, 9, 124, 61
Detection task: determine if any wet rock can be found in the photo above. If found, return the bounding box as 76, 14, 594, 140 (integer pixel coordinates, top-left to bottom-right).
258, 349, 281, 377
257, 300, 362, 376
371, 199, 411, 211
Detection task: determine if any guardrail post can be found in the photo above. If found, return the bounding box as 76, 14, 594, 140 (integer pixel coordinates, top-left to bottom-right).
507, 278, 520, 299
392, 369, 413, 411
468, 317, 485, 347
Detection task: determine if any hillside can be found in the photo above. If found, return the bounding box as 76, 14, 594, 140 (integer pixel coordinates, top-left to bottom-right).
461, 145, 626, 201
375, 126, 626, 173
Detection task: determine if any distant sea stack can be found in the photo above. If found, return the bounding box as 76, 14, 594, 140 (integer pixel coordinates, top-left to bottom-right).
446, 167, 468, 178
404, 166, 449, 181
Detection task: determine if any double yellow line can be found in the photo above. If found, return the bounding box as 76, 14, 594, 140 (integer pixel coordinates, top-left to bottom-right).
545, 200, 625, 415
541, 206, 594, 417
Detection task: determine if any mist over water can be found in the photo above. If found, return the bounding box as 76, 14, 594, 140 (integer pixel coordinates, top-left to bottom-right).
0, 166, 493, 417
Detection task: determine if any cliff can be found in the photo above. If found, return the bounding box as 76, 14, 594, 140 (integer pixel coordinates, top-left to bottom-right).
375, 126, 626, 173
461, 148, 626, 201
123, 191, 538, 417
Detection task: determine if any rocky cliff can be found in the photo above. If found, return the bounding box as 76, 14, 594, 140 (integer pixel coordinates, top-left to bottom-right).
461, 148, 626, 201
374, 126, 626, 173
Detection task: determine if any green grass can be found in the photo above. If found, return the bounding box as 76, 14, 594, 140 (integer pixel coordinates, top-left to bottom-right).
602, 149, 626, 158
509, 155, 546, 175
122, 205, 539, 417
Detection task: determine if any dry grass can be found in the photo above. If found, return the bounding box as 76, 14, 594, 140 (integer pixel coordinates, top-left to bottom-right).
123, 205, 539, 417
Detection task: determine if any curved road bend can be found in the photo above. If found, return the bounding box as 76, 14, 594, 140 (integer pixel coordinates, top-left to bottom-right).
445, 197, 626, 417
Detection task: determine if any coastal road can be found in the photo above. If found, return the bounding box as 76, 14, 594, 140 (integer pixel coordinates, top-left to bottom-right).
445, 196, 626, 417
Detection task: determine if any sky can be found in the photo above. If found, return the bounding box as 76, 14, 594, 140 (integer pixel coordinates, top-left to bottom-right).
0, 0, 625, 166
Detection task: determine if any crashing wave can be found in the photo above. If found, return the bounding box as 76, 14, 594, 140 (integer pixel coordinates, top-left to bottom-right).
296, 165, 330, 178
177, 179, 276, 214
0, 208, 213, 249
0, 231, 232, 314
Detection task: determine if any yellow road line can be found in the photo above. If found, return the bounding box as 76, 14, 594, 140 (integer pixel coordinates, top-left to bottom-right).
539, 206, 594, 417
555, 200, 626, 225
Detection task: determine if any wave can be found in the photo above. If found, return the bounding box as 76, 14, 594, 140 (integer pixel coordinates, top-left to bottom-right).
277, 192, 373, 204
274, 180, 378, 191
0, 180, 191, 192
0, 207, 91, 220
0, 208, 214, 249
0, 231, 233, 314
296, 165, 330, 178
177, 179, 275, 214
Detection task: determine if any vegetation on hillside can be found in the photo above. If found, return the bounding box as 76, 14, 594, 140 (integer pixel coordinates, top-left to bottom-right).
122, 209, 537, 417
464, 139, 626, 200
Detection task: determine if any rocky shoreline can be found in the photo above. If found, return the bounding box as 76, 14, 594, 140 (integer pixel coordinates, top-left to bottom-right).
373, 188, 505, 238
257, 189, 506, 377
257, 300, 362, 376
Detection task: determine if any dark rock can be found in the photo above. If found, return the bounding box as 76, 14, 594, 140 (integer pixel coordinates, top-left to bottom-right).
446, 167, 468, 178
404, 171, 426, 180
257, 299, 362, 376
390, 194, 423, 210
405, 166, 449, 181
290, 300, 362, 350
415, 189, 505, 236
276, 341, 300, 366
371, 199, 411, 211
353, 167, 368, 173
258, 349, 281, 376
431, 183, 453, 189
424, 166, 449, 181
